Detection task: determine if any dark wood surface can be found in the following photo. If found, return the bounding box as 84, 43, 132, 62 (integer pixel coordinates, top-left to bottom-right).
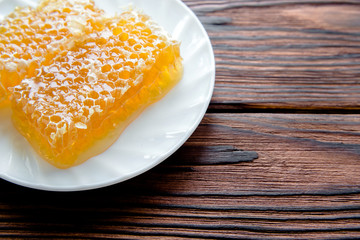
2, 0, 360, 239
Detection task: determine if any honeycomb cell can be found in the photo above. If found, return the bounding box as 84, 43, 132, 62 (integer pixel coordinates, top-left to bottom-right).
12, 10, 183, 169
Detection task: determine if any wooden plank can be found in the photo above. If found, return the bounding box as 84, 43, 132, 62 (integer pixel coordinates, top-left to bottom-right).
1, 113, 360, 239
182, 0, 360, 110
122, 113, 360, 196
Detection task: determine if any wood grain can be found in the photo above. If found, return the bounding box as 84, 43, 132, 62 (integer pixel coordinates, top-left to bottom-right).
2, 113, 360, 239
132, 113, 360, 196
192, 0, 360, 111
1, 0, 360, 239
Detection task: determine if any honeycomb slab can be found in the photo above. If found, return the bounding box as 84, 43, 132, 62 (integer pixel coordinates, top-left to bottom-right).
0, 0, 104, 103
11, 10, 183, 169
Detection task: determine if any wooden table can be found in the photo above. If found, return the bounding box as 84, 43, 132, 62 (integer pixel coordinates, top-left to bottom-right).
1, 0, 360, 239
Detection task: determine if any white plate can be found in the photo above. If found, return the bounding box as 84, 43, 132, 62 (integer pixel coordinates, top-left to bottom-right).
0, 0, 215, 191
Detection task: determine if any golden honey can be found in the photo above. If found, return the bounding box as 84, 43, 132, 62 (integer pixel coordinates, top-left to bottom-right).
11, 9, 183, 168
0, 0, 104, 103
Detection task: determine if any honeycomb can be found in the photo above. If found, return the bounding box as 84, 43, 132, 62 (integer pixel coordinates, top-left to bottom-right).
0, 0, 104, 103
11, 10, 183, 169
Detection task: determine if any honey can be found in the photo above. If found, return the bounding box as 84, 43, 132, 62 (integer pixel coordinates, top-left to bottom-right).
0, 0, 105, 104
10, 9, 183, 168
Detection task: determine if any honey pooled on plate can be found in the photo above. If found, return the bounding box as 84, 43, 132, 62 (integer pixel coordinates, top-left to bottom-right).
0, 0, 104, 103
11, 10, 183, 169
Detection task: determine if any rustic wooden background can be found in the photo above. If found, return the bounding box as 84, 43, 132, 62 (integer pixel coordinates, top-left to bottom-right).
1, 0, 360, 239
